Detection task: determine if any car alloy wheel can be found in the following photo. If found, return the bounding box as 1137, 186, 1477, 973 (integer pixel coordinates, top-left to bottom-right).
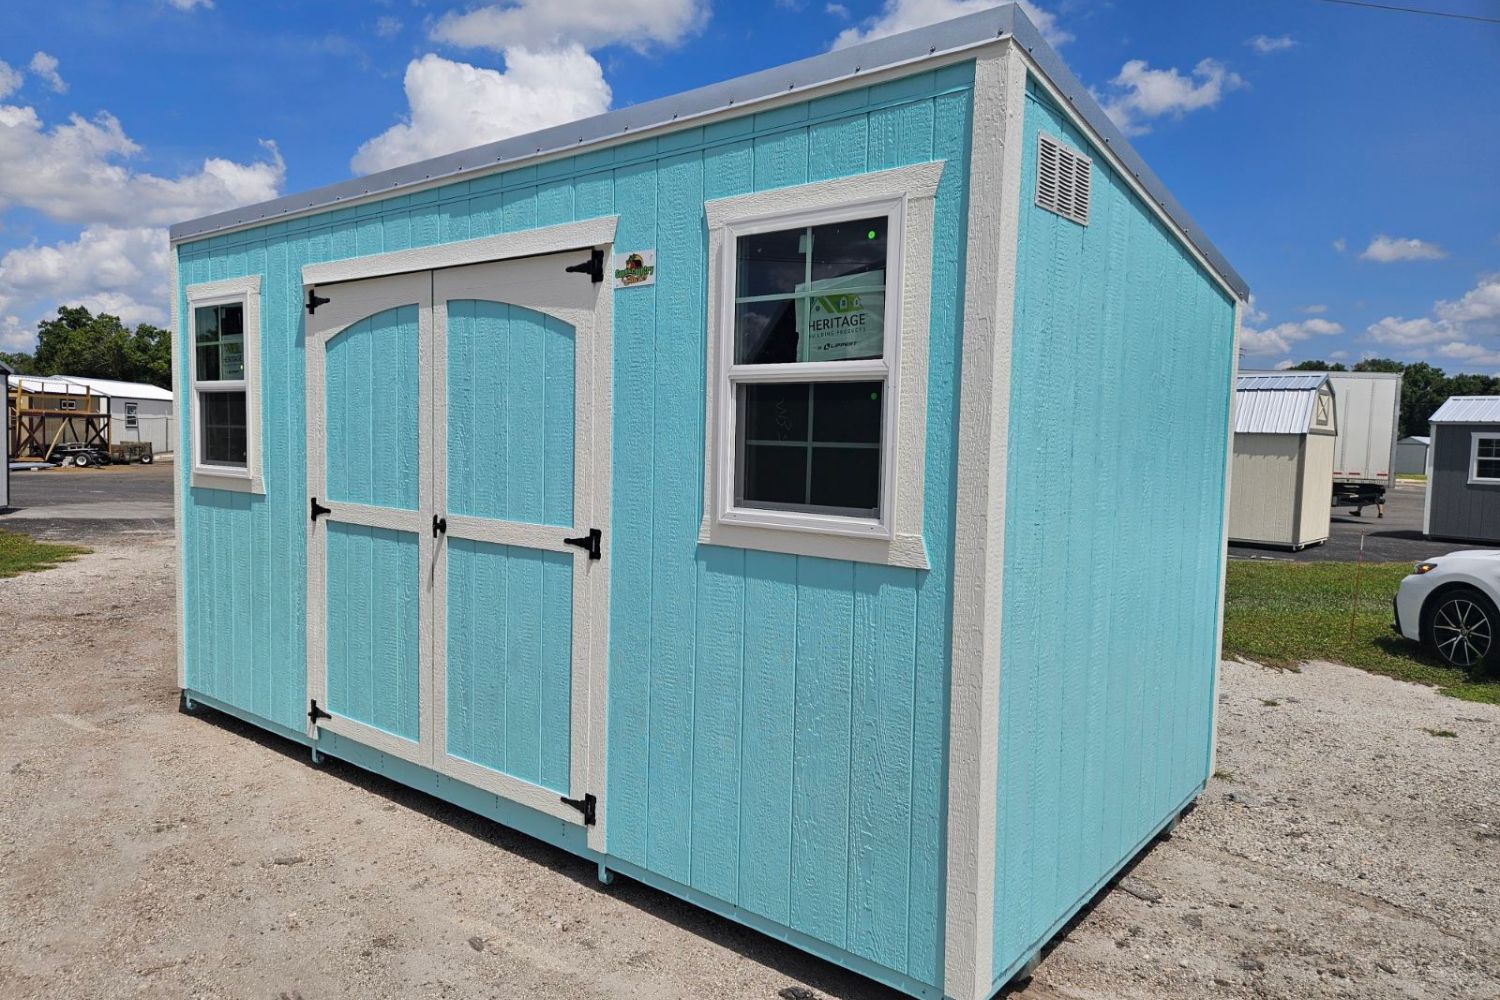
1431, 595, 1494, 668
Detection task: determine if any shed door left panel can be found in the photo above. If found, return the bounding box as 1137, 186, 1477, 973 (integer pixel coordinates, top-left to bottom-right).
306, 271, 435, 766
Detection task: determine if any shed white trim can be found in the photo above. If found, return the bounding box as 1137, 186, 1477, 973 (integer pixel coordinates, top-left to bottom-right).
945, 39, 1027, 1000
301, 216, 619, 287
172, 252, 186, 691
699, 161, 943, 569
184, 275, 264, 494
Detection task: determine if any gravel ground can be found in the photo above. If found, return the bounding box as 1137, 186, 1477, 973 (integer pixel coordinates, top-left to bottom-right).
1, 538, 1497, 1000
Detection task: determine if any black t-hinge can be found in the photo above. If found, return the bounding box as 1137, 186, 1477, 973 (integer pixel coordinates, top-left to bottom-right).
563, 527, 602, 560
310, 497, 331, 522
561, 792, 597, 826
564, 248, 605, 283
432, 514, 448, 537
306, 287, 330, 314
308, 699, 332, 725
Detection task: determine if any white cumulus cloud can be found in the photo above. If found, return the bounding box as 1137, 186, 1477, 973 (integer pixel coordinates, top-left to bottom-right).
1359, 235, 1447, 263
1367, 274, 1500, 352
1247, 34, 1296, 55
1097, 58, 1245, 136
833, 0, 1070, 50
0, 62, 21, 101
1240, 315, 1343, 358
351, 50, 611, 175
432, 0, 708, 52
0, 225, 173, 351
28, 52, 66, 93
167, 0, 214, 10
0, 104, 284, 226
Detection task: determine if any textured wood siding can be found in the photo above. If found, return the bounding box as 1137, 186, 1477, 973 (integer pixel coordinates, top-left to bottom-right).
1430, 424, 1500, 543
178, 63, 974, 989
1228, 434, 1302, 546
991, 79, 1236, 982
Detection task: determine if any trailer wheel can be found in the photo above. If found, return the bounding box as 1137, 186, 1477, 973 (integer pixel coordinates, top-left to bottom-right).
139, 452, 153, 465
73, 452, 91, 468
1423, 587, 1497, 669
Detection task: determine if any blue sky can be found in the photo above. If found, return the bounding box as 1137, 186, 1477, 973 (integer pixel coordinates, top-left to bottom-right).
0, 0, 1496, 371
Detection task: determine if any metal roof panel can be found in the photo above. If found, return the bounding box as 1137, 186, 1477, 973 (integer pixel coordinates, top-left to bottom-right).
1430, 396, 1500, 424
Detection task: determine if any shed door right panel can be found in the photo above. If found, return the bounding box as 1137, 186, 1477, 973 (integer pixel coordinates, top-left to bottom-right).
431, 252, 605, 827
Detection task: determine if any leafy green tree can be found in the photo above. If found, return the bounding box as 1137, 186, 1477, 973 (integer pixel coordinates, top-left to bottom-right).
1289, 359, 1347, 372
0, 350, 36, 374
27, 307, 171, 388
1353, 357, 1405, 374
1399, 362, 1450, 438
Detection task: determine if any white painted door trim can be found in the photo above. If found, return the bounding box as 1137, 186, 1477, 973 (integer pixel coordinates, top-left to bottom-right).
305, 270, 436, 767
431, 249, 613, 852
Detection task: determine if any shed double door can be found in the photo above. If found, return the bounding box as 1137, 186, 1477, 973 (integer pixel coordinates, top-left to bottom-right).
305, 250, 609, 846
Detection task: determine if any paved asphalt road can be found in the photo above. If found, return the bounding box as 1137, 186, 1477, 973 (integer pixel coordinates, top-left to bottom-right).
4, 464, 1489, 564
2, 461, 174, 539
1228, 480, 1484, 564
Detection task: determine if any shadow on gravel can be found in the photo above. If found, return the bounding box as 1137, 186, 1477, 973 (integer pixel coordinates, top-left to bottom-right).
179, 696, 905, 1000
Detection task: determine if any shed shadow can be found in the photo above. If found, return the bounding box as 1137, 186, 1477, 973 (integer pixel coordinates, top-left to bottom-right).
180, 698, 907, 1000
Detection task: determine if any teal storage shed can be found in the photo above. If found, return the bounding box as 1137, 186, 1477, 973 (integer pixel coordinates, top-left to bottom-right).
169, 7, 1245, 998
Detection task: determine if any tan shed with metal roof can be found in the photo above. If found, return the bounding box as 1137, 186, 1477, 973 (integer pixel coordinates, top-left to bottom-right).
1229, 373, 1338, 550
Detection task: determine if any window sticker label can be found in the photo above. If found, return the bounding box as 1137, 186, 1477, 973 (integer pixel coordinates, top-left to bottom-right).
794, 270, 884, 362
613, 250, 656, 289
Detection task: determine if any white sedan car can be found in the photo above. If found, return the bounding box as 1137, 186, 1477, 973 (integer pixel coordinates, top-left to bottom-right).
1394, 551, 1500, 668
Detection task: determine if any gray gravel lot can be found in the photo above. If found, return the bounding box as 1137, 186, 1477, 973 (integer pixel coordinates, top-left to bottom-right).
1, 537, 1497, 1000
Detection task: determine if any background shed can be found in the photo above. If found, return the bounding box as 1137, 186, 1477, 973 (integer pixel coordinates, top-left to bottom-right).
1229, 373, 1338, 549
49, 375, 174, 455
1396, 435, 1430, 476
1425, 397, 1500, 543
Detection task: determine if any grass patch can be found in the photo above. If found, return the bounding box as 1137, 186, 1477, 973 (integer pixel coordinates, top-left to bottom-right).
0, 528, 89, 579
1396, 473, 1428, 483
1223, 560, 1500, 705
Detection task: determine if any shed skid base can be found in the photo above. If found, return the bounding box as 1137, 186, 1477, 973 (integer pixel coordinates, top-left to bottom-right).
178, 694, 945, 1000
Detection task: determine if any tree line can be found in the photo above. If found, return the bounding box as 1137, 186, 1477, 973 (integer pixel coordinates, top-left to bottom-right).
1, 307, 171, 389
1287, 357, 1500, 439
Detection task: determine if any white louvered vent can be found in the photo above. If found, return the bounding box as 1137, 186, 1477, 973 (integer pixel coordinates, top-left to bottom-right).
1036, 132, 1091, 225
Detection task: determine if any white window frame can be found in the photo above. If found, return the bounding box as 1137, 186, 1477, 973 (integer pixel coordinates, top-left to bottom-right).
1470, 432, 1500, 485
124, 401, 138, 429
700, 162, 943, 569
185, 275, 264, 493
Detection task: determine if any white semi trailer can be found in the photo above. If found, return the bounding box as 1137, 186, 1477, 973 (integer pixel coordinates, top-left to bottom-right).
1325, 371, 1402, 515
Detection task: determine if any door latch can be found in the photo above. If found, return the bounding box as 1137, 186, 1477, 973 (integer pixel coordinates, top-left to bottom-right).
433, 514, 447, 538
310, 497, 331, 522
563, 527, 602, 560
561, 792, 597, 826
564, 248, 605, 283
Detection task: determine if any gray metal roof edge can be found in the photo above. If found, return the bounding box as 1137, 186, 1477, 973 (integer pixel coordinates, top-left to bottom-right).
1243, 368, 1401, 381
1430, 396, 1500, 424
169, 3, 1248, 299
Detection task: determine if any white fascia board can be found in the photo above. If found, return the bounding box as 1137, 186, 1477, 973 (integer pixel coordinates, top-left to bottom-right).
172, 250, 187, 691
944, 38, 1027, 1000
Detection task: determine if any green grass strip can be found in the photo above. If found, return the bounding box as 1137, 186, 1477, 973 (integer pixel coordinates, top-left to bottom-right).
1224, 559, 1500, 704
0, 528, 90, 579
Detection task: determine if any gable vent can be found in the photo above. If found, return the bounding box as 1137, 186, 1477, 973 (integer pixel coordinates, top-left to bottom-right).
1035, 132, 1091, 226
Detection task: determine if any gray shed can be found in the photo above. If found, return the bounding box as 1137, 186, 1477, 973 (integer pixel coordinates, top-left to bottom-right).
1395, 436, 1429, 477
1425, 397, 1500, 543
1228, 373, 1338, 549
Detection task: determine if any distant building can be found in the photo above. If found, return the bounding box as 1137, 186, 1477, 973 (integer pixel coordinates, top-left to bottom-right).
1395, 435, 1429, 476
1425, 398, 1500, 543
45, 375, 174, 455
1229, 372, 1338, 550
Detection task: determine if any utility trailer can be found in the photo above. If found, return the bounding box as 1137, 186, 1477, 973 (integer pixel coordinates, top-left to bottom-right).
1325, 371, 1401, 515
